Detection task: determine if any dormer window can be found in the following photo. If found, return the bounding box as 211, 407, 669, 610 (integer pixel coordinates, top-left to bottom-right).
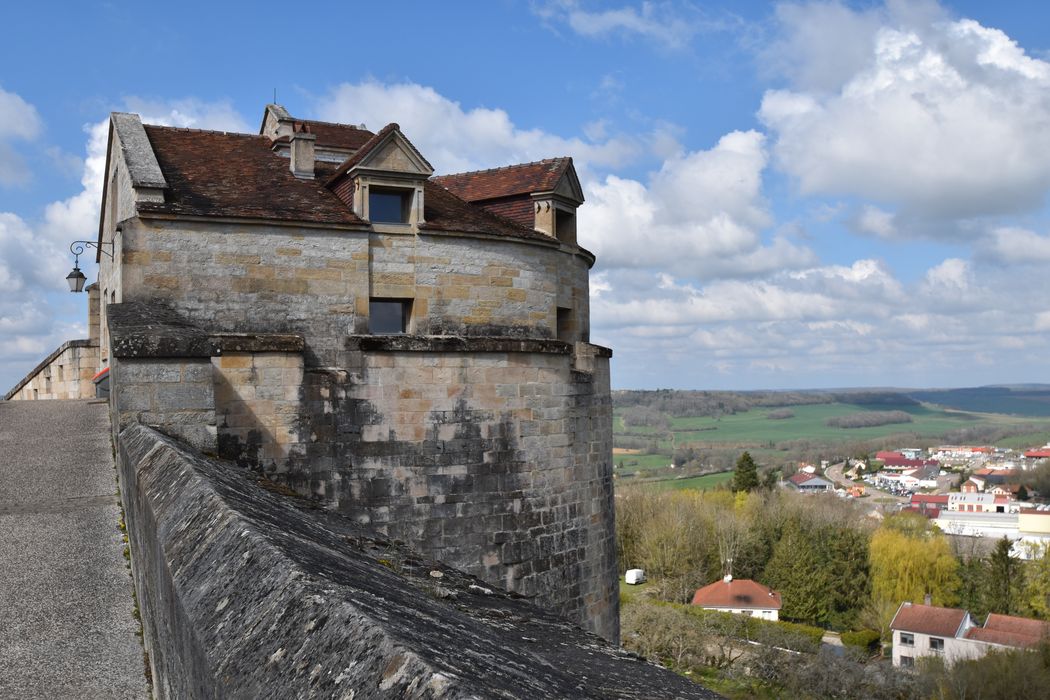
369, 187, 412, 224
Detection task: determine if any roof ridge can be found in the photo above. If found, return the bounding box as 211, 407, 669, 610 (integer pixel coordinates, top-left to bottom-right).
435, 157, 569, 180
143, 124, 261, 139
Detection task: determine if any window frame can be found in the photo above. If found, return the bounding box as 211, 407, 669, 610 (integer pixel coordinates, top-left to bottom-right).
899, 632, 914, 647
368, 298, 412, 335
929, 636, 945, 653
368, 186, 412, 224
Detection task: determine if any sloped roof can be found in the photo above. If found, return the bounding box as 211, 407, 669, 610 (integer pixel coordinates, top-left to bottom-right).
890, 603, 968, 637
133, 123, 552, 240
292, 119, 374, 151
138, 126, 365, 226
433, 158, 575, 202
966, 614, 1050, 648
691, 579, 782, 610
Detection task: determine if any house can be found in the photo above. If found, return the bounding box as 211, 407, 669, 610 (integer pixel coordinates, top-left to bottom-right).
909, 494, 949, 518
946, 493, 1018, 514
963, 613, 1050, 649
899, 464, 940, 490
891, 602, 1049, 668
691, 576, 782, 621
890, 603, 978, 668
5, 105, 618, 640
786, 472, 834, 492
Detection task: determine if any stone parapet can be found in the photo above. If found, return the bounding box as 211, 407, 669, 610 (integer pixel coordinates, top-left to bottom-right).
4, 339, 99, 401
116, 423, 719, 699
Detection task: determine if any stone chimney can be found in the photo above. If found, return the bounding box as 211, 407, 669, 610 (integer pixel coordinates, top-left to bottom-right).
289, 124, 316, 179
924, 592, 932, 606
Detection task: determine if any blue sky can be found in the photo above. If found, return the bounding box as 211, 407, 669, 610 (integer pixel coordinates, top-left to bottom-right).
3, 0, 1050, 392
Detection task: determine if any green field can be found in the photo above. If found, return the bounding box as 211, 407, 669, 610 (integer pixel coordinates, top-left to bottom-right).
617, 402, 995, 447
651, 471, 734, 491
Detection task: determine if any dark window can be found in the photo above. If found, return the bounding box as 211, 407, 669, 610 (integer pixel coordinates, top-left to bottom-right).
900, 633, 914, 646
555, 208, 576, 244
557, 307, 574, 343
930, 637, 944, 652
900, 655, 914, 668
369, 299, 411, 334
369, 188, 410, 223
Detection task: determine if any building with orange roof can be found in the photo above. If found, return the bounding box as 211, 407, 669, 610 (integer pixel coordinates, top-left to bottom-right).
691, 576, 782, 621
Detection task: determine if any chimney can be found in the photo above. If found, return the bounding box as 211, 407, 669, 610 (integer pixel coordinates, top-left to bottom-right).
289, 124, 316, 179
924, 593, 932, 606
86, 283, 100, 344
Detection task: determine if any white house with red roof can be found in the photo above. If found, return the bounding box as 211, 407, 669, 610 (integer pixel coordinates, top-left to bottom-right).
691, 576, 782, 621
891, 602, 1049, 668
785, 472, 833, 493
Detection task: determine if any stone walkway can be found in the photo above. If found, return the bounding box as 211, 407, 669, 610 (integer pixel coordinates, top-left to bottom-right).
0, 399, 148, 699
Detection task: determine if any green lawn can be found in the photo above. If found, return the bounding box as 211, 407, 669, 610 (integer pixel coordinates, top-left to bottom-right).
649, 471, 734, 491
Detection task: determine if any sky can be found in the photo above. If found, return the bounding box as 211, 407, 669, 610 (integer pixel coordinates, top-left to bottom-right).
3, 0, 1050, 392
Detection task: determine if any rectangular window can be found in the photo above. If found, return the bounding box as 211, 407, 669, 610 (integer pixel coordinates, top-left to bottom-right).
369, 188, 411, 223
900, 633, 914, 646
369, 299, 411, 334
930, 637, 944, 653
557, 306, 574, 343
900, 655, 914, 668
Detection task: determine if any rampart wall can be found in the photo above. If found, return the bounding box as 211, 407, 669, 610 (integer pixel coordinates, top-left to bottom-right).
116, 422, 717, 699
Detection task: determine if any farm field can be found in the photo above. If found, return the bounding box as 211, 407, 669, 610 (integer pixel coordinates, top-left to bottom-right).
613, 397, 1050, 492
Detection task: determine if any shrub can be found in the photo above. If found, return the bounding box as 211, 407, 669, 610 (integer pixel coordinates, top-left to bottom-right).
825, 410, 913, 429
841, 629, 881, 654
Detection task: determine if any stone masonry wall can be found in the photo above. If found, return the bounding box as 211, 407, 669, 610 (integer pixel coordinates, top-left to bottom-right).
5, 340, 99, 401
116, 422, 717, 699
118, 218, 591, 364
214, 351, 306, 472
291, 337, 618, 639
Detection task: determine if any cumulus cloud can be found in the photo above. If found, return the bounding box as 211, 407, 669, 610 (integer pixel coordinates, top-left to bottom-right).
0, 86, 43, 186
979, 226, 1050, 265
760, 5, 1050, 222
581, 129, 815, 277
313, 80, 640, 176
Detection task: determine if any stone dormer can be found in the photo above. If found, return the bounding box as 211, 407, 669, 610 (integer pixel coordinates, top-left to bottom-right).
324, 123, 434, 231
432, 158, 584, 244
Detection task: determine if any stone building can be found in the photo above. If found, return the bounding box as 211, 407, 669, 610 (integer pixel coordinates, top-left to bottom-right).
25, 105, 617, 639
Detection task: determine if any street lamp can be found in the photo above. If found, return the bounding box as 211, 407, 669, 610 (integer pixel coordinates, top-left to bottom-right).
67, 240, 113, 293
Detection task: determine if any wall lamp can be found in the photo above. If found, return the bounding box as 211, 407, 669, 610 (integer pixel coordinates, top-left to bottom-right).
67, 240, 114, 293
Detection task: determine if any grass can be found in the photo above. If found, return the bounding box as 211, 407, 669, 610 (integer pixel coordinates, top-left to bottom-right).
650, 471, 734, 491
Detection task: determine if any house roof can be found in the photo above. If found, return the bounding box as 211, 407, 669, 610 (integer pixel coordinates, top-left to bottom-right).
433, 158, 576, 202
324, 122, 434, 180
1025, 450, 1050, 459
290, 119, 374, 151
132, 122, 551, 242
890, 603, 968, 637
691, 579, 782, 610
965, 614, 1050, 648
139, 126, 366, 226
911, 494, 950, 505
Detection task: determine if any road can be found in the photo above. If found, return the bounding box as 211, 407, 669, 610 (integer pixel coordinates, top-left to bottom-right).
824, 461, 909, 505
0, 399, 148, 698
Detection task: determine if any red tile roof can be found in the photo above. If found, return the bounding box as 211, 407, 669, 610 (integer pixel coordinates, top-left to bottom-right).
292, 119, 374, 151
911, 494, 950, 505
691, 579, 781, 610
324, 122, 433, 181
135, 123, 551, 241
787, 472, 816, 486
965, 614, 1050, 648
1025, 450, 1050, 459
140, 126, 365, 226
890, 603, 968, 637
433, 158, 574, 202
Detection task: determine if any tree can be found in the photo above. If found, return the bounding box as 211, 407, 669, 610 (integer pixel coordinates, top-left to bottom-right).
763, 521, 832, 626
1018, 484, 1030, 501
733, 451, 759, 493
985, 537, 1025, 616
1024, 542, 1050, 620
870, 514, 959, 612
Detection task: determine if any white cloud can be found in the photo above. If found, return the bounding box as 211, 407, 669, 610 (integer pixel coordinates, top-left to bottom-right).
979, 226, 1050, 264
852, 204, 897, 238
122, 97, 250, 133
580, 129, 815, 277
760, 7, 1050, 222
313, 80, 640, 177
533, 1, 737, 50
0, 86, 43, 186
